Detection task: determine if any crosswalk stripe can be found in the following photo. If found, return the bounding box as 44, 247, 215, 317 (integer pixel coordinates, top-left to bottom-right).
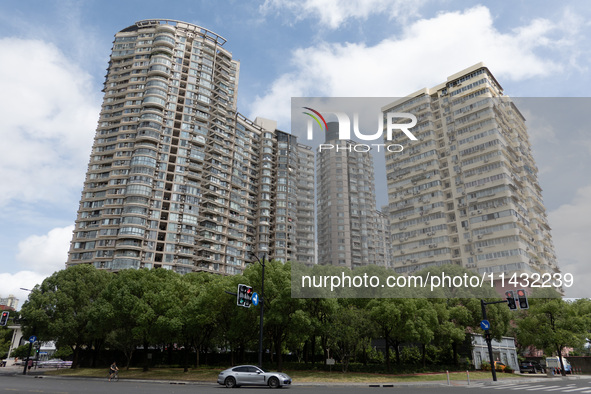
510, 385, 548, 390
489, 383, 526, 389
529, 386, 561, 391
518, 385, 551, 391
544, 386, 578, 392
562, 388, 591, 392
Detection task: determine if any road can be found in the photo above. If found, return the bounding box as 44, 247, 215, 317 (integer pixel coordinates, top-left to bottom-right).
1, 375, 591, 394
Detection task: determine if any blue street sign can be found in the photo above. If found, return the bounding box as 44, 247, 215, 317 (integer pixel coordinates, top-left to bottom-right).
480, 320, 490, 330
252, 292, 259, 306
29, 335, 37, 343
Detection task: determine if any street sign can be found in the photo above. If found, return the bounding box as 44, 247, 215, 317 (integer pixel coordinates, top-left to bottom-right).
480, 320, 490, 330
252, 292, 259, 306
29, 335, 37, 343
326, 358, 335, 365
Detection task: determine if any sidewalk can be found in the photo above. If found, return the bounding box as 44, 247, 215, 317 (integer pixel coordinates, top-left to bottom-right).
0, 364, 45, 376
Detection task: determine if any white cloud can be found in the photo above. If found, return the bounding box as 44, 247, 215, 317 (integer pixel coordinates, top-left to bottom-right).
16, 226, 73, 276
260, 0, 426, 29
548, 185, 591, 298
0, 38, 100, 207
0, 271, 49, 310
249, 6, 571, 128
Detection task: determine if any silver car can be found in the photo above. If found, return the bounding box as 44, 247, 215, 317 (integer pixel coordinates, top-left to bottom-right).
217, 365, 292, 388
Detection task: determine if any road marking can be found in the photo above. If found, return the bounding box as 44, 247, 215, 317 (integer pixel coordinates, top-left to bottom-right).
509, 385, 548, 390
489, 383, 525, 389
515, 385, 549, 391
562, 388, 591, 392
543, 385, 577, 391
526, 386, 561, 391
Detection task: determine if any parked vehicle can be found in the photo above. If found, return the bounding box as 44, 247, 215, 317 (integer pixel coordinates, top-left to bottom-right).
217, 365, 292, 388
494, 361, 507, 371
546, 357, 572, 374
519, 360, 545, 374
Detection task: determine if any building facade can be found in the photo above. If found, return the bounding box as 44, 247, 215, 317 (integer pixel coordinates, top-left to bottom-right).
317, 122, 389, 268
67, 19, 314, 274
0, 294, 19, 311
383, 63, 559, 279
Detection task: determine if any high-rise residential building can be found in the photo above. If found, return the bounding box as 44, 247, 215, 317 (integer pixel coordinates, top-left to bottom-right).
317, 122, 389, 268
66, 19, 314, 274
0, 294, 19, 311
295, 143, 316, 266
383, 63, 559, 279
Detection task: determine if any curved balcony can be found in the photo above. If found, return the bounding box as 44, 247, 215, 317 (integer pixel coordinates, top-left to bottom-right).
153, 33, 176, 48
147, 64, 170, 78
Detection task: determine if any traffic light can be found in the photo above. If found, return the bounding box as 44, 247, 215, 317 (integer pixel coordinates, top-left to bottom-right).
0, 311, 9, 326
517, 289, 529, 309
505, 290, 517, 310
237, 284, 253, 308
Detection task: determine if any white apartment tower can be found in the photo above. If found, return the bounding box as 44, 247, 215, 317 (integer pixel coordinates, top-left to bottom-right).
383, 63, 559, 279
67, 20, 315, 274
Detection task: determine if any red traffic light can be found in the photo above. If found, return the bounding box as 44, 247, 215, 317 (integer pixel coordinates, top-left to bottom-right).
516, 289, 529, 309
505, 290, 517, 310
0, 311, 9, 326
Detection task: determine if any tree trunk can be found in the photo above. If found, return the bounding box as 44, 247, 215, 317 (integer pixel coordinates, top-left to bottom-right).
557, 346, 566, 376
125, 348, 134, 370
143, 339, 149, 372
71, 345, 79, 369
311, 336, 316, 365
167, 343, 173, 366
183, 343, 189, 373
275, 334, 283, 371
384, 331, 391, 373
422, 343, 426, 368
195, 345, 200, 368
393, 340, 401, 365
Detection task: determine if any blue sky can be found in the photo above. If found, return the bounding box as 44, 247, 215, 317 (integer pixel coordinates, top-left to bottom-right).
1, 0, 590, 305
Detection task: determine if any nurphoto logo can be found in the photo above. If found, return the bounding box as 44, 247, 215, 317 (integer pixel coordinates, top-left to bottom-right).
302, 106, 418, 152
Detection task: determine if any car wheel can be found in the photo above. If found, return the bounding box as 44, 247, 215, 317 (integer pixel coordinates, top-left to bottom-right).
268, 377, 280, 388
225, 376, 237, 388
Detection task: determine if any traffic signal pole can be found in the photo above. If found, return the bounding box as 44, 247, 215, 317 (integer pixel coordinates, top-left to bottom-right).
258, 254, 265, 368
480, 299, 498, 382
480, 299, 509, 382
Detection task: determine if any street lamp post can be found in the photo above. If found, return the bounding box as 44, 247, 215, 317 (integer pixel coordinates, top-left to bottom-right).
20, 288, 34, 376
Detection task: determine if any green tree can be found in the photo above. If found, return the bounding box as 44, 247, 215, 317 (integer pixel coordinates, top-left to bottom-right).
178, 272, 223, 369
20, 264, 112, 368
327, 303, 376, 372
102, 268, 182, 371
10, 344, 32, 360
245, 260, 306, 370
0, 325, 13, 359
516, 290, 588, 376
368, 298, 419, 372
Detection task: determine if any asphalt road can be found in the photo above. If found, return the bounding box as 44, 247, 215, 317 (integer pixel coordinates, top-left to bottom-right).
1, 375, 591, 394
